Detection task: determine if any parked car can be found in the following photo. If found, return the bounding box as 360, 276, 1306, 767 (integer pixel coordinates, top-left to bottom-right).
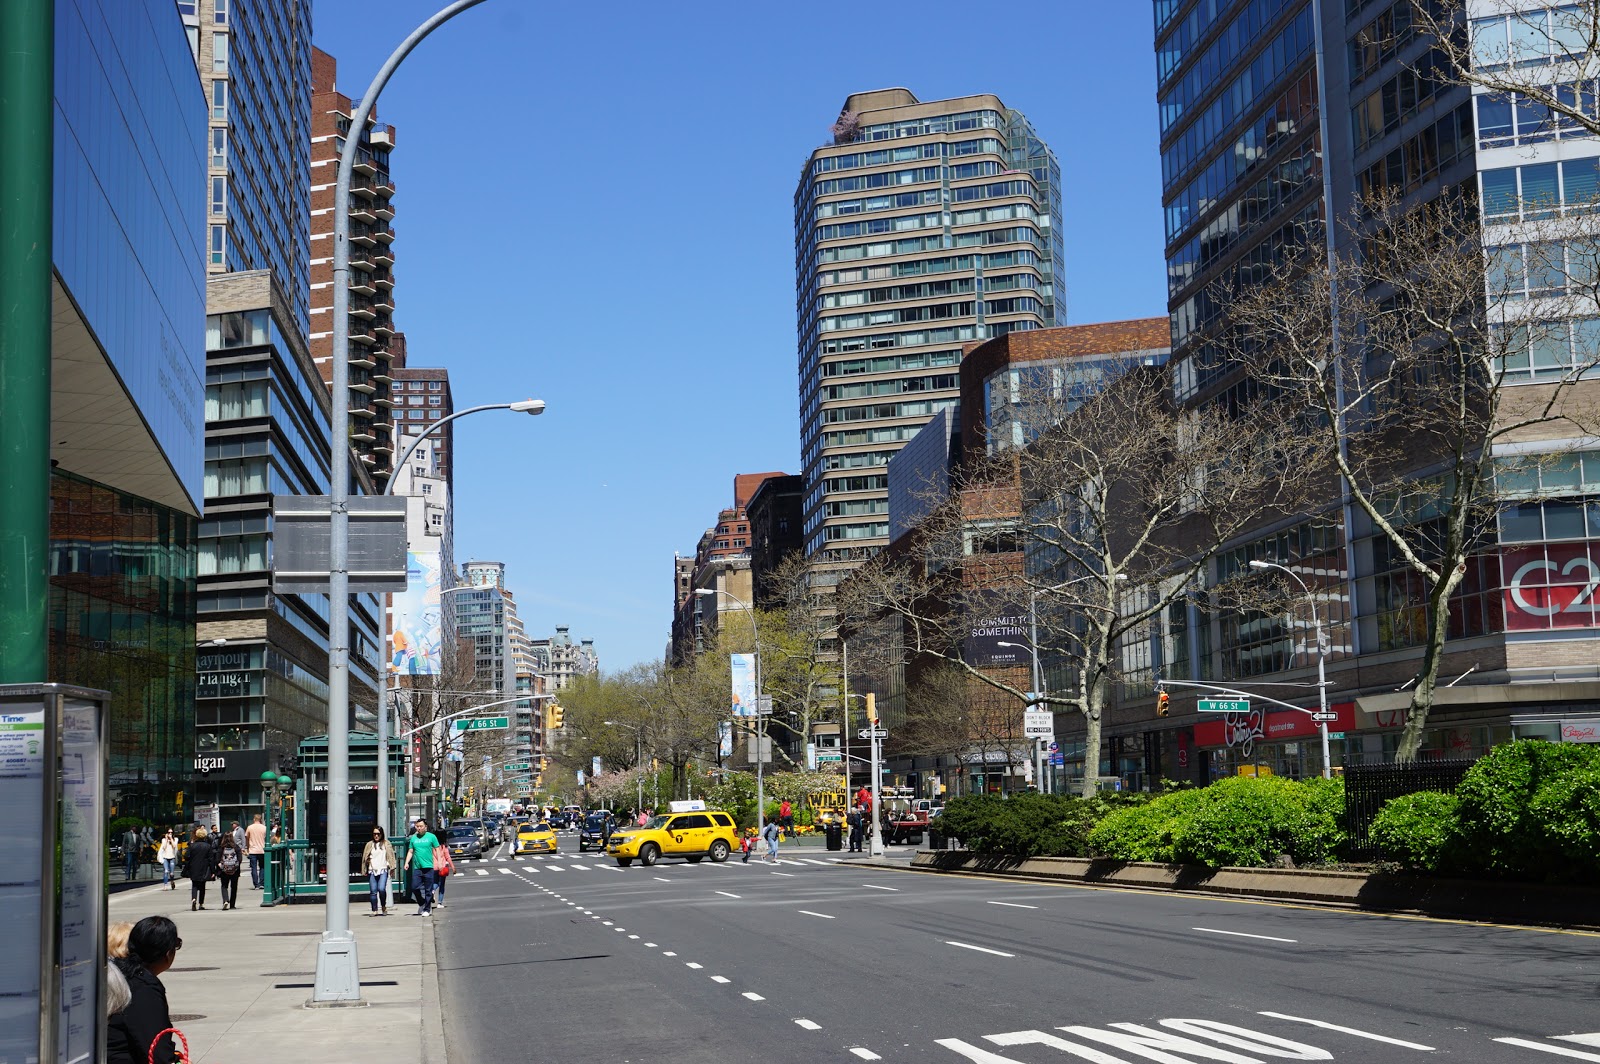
578, 810, 616, 852
607, 810, 737, 867
445, 826, 484, 862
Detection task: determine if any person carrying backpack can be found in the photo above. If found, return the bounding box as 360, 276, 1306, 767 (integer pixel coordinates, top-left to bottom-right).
215, 834, 243, 910
761, 819, 781, 864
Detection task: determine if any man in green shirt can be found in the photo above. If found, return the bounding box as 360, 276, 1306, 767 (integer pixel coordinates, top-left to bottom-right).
401, 818, 441, 916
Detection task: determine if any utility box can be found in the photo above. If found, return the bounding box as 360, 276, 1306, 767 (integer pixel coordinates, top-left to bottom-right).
0, 684, 110, 1064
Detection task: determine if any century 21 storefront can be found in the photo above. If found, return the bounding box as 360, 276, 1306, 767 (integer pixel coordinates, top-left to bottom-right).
1192, 540, 1600, 778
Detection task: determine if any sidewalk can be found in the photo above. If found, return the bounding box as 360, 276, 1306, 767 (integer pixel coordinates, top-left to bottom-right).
108, 882, 443, 1064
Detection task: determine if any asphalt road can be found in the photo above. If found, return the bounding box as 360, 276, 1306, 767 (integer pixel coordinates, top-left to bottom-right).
434, 837, 1599, 1063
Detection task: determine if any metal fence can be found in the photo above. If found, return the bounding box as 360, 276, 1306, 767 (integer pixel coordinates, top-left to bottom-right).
1342, 758, 1476, 859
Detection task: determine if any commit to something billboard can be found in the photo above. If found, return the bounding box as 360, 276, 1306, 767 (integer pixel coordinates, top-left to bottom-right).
391, 550, 444, 675
961, 591, 1030, 668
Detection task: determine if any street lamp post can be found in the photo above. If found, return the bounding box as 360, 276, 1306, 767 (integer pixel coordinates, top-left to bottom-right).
604, 720, 646, 812
1249, 559, 1332, 779
318, 0, 492, 1005
696, 588, 765, 833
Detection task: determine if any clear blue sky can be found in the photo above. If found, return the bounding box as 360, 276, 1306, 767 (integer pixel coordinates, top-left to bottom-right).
315, 2, 1166, 672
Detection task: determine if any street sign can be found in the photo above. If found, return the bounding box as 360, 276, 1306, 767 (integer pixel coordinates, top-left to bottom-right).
1326, 732, 1345, 740
504, 762, 531, 771
858, 729, 888, 740
453, 716, 509, 732
814, 752, 843, 764
1023, 708, 1054, 739
1309, 711, 1339, 723
1197, 699, 1250, 713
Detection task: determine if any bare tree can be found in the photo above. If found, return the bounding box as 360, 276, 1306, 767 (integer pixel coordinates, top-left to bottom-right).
392, 653, 493, 798
1218, 190, 1600, 760
842, 361, 1318, 795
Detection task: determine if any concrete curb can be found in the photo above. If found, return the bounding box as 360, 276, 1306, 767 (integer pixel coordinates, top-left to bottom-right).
909, 850, 1600, 930
420, 916, 446, 1064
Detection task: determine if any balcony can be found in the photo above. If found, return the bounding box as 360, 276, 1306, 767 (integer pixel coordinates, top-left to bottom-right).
347, 198, 377, 223
349, 402, 376, 420
348, 295, 377, 319
372, 440, 393, 455
349, 272, 377, 295
348, 352, 377, 370
371, 128, 394, 149
372, 244, 395, 266
348, 245, 377, 270
372, 270, 394, 289
350, 377, 375, 395
373, 392, 396, 408
373, 293, 395, 313
374, 317, 395, 337
374, 198, 395, 221
348, 317, 377, 345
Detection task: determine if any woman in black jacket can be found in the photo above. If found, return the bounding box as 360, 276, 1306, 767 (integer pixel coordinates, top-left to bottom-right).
184, 826, 217, 911
107, 916, 181, 1064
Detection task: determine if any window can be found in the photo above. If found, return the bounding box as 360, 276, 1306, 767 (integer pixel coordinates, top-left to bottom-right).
428, 382, 443, 391
421, 483, 433, 494
209, 225, 224, 266
211, 79, 227, 120
1480, 158, 1600, 221
428, 397, 441, 406
204, 380, 267, 421
204, 457, 268, 498
214, 0, 227, 22
211, 32, 228, 72
210, 176, 225, 216
427, 410, 441, 419
211, 127, 226, 169
408, 397, 423, 406
198, 534, 266, 576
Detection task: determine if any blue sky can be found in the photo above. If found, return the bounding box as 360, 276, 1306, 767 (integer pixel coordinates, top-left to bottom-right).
315, 2, 1167, 671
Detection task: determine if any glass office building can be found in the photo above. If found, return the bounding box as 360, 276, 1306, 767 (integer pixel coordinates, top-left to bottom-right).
48, 0, 207, 827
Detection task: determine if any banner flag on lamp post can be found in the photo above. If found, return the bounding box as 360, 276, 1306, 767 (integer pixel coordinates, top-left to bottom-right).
730, 653, 757, 717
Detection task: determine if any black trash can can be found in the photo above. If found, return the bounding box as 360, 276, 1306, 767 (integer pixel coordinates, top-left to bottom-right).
824, 820, 843, 852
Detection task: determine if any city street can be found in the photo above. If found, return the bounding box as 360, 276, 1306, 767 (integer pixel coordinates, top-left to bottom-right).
434, 842, 1600, 1064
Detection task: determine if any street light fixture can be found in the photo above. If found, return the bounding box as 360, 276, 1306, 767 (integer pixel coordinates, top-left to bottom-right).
604, 720, 649, 812
695, 587, 767, 833
1249, 559, 1332, 779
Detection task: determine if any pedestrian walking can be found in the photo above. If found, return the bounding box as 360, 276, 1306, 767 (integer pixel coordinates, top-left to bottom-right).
156, 830, 178, 889
362, 825, 397, 916
184, 827, 217, 911
230, 820, 246, 854
107, 915, 181, 1064
434, 841, 454, 908
401, 818, 441, 916
846, 804, 864, 852
120, 826, 139, 881
778, 799, 795, 840
740, 827, 756, 864
215, 834, 242, 910
244, 813, 267, 889
761, 818, 781, 863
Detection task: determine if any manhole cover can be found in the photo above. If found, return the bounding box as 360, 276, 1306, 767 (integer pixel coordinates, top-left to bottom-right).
169, 1014, 206, 1022
257, 931, 321, 937
167, 967, 219, 973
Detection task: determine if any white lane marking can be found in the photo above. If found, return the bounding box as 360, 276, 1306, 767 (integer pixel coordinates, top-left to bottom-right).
1495, 1039, 1600, 1061
590, 915, 600, 920
795, 1019, 821, 1031
714, 891, 741, 899
1258, 1012, 1436, 1051
474, 869, 489, 876
545, 864, 565, 871
1561, 1037, 1600, 1048
801, 859, 830, 866
711, 975, 730, 983
686, 962, 703, 969
797, 910, 835, 920
772, 871, 796, 877
581, 910, 592, 914
944, 940, 1015, 958
567, 864, 588, 871
497, 867, 513, 875
644, 942, 657, 947
1192, 927, 1297, 943
861, 884, 898, 891
601, 920, 613, 926
743, 991, 765, 1001
662, 951, 677, 956
849, 1049, 881, 1060
654, 877, 672, 882
628, 934, 639, 939
988, 900, 1039, 909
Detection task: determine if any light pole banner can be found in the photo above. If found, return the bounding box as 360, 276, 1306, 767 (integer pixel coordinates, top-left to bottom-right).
391, 550, 444, 674
718, 720, 734, 758
730, 654, 757, 717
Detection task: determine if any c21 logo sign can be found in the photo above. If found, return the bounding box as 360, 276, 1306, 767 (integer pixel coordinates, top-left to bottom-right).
1503, 545, 1600, 631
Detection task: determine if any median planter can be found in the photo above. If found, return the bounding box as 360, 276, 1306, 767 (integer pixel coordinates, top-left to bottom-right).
910, 850, 1600, 930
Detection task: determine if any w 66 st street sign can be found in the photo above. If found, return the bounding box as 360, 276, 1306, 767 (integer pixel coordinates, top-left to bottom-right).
454, 716, 509, 732
1197, 699, 1250, 714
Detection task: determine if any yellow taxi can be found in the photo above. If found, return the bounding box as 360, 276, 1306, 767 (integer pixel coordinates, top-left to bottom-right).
514, 820, 558, 856
606, 809, 738, 867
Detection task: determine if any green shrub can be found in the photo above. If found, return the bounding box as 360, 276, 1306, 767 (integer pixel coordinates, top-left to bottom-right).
1369, 791, 1461, 872
1169, 776, 1345, 868
1453, 739, 1600, 882
1087, 777, 1344, 868
937, 793, 1133, 857
1087, 787, 1209, 862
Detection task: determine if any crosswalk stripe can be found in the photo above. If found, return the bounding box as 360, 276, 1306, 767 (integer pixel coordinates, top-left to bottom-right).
474, 869, 489, 876
801, 859, 829, 865
1495, 1039, 1600, 1061
497, 868, 513, 875
545, 864, 565, 871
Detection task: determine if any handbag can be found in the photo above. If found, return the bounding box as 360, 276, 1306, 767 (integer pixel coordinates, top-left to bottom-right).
149, 1026, 190, 1064
432, 843, 453, 876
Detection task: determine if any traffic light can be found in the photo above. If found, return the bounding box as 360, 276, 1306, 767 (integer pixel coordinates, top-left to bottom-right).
549, 705, 564, 729
1156, 689, 1171, 717
865, 693, 877, 724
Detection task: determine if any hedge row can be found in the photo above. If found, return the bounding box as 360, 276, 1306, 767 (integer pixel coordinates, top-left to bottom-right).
937, 778, 1345, 869
1369, 740, 1600, 883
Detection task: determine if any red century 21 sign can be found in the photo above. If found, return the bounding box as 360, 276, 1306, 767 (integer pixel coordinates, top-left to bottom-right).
1502, 544, 1600, 631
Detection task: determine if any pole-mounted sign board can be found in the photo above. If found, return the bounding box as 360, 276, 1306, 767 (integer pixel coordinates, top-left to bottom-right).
272, 496, 408, 593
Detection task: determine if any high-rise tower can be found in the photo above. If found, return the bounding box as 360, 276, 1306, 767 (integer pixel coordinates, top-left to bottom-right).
795, 88, 1062, 572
